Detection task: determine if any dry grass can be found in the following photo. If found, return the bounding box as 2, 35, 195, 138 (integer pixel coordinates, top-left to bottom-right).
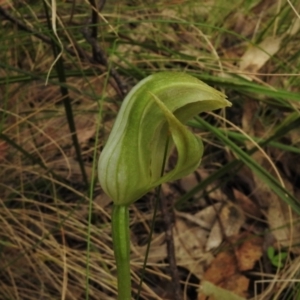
1, 0, 300, 299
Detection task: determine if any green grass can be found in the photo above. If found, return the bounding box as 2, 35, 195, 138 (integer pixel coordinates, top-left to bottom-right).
0, 0, 300, 299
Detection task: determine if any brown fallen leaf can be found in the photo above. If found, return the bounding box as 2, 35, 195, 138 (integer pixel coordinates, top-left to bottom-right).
179, 169, 227, 206
233, 188, 261, 217
176, 203, 223, 230
206, 203, 245, 251
235, 234, 264, 271
200, 233, 263, 299
202, 250, 237, 284
133, 216, 214, 279
239, 36, 283, 72
219, 274, 249, 298
179, 170, 204, 203
200, 249, 249, 299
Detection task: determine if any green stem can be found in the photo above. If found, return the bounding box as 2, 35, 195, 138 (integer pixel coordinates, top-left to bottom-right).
112, 205, 131, 300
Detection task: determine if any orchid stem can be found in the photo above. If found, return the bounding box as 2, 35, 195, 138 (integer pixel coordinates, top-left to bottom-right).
112, 204, 131, 300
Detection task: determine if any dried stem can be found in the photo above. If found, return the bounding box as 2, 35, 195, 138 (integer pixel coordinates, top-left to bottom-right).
160, 191, 183, 300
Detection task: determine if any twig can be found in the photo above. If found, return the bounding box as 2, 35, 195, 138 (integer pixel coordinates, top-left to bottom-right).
0, 6, 90, 61
82, 1, 127, 97
0, 4, 127, 97
160, 191, 183, 300
0, 6, 51, 44
42, 0, 89, 189
88, 0, 99, 60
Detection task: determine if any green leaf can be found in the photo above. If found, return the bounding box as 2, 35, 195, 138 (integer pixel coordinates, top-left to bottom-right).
267, 246, 288, 268
200, 281, 247, 300
98, 72, 231, 205
267, 246, 275, 259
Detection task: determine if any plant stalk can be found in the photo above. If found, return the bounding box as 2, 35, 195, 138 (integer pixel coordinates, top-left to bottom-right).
112, 205, 131, 300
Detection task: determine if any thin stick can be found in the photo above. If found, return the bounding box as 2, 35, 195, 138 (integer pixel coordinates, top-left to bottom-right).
88, 0, 99, 60
82, 1, 127, 97
136, 138, 170, 300
0, 5, 126, 97
160, 192, 183, 300
0, 7, 51, 44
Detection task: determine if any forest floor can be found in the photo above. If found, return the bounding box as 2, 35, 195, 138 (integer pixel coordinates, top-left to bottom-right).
1, 0, 300, 299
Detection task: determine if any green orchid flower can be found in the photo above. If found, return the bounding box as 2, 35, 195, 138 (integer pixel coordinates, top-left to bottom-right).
98, 72, 231, 299
98, 72, 231, 206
